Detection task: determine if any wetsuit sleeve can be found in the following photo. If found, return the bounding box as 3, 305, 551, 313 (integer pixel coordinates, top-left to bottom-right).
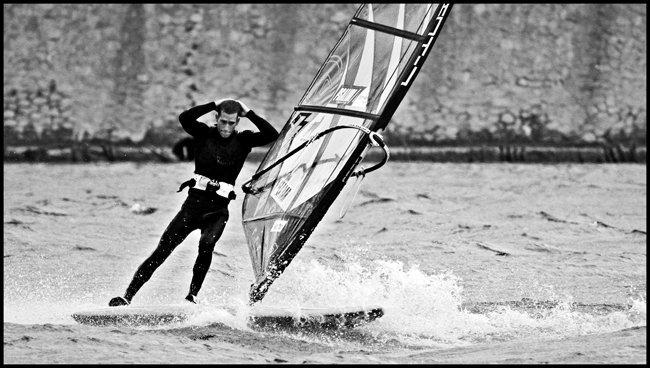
178, 102, 217, 137
241, 110, 280, 147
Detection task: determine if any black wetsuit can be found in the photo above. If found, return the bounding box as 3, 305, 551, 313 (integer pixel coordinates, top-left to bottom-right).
122, 102, 279, 302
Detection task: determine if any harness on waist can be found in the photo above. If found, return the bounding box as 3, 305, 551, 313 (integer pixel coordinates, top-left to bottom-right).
177, 174, 237, 200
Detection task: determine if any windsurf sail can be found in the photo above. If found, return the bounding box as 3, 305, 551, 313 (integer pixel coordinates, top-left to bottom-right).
242, 3, 453, 304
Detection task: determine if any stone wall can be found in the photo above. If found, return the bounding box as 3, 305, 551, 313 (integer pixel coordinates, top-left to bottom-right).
3, 4, 646, 148
397, 4, 646, 147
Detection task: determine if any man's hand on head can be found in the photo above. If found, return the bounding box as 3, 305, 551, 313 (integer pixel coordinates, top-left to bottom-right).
235, 100, 251, 117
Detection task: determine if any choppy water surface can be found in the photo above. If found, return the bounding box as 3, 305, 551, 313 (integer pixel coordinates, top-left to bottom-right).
3, 162, 646, 363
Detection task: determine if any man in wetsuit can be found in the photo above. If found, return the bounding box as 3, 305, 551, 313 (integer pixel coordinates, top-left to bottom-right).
109, 99, 279, 306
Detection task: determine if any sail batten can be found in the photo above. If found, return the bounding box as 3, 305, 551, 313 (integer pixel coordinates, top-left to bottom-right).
242, 3, 452, 304
243, 212, 305, 224
350, 18, 425, 42
295, 105, 380, 120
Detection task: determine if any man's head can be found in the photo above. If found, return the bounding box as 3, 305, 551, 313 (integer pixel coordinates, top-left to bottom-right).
215, 100, 241, 138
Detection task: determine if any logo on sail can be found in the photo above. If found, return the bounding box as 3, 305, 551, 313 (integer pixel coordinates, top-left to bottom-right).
331, 85, 365, 105
270, 170, 305, 211
270, 219, 288, 233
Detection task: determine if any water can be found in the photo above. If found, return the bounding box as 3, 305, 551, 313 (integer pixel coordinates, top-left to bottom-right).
3, 162, 646, 363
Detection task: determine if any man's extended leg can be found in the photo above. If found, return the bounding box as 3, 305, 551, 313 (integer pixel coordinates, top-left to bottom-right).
120, 206, 198, 303
186, 209, 229, 301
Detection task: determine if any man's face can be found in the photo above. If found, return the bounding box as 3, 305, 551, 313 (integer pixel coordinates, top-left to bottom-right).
215, 111, 239, 138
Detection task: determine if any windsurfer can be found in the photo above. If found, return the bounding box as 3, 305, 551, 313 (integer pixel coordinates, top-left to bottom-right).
109, 99, 279, 306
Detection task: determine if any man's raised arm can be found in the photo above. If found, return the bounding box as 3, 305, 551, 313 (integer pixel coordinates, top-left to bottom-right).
236, 100, 279, 147
178, 102, 216, 137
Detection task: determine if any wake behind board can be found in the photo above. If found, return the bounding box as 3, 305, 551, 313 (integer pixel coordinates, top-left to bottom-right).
72, 305, 194, 327
248, 305, 384, 330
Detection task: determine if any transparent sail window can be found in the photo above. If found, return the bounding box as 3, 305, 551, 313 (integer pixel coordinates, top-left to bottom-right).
300, 24, 419, 115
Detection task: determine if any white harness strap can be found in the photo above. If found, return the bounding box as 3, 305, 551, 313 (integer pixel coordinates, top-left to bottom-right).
192, 173, 235, 198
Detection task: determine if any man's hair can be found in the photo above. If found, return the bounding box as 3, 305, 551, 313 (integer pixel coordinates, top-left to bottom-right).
219, 100, 241, 115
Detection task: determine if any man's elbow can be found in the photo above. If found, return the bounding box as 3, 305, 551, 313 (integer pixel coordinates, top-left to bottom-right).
177, 111, 197, 136
264, 131, 279, 145
258, 133, 279, 147
178, 110, 188, 125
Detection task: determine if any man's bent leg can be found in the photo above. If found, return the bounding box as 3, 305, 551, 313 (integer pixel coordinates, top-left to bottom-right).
187, 210, 229, 299
123, 208, 197, 302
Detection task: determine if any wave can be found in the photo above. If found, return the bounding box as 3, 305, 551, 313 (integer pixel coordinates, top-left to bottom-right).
254, 252, 647, 348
